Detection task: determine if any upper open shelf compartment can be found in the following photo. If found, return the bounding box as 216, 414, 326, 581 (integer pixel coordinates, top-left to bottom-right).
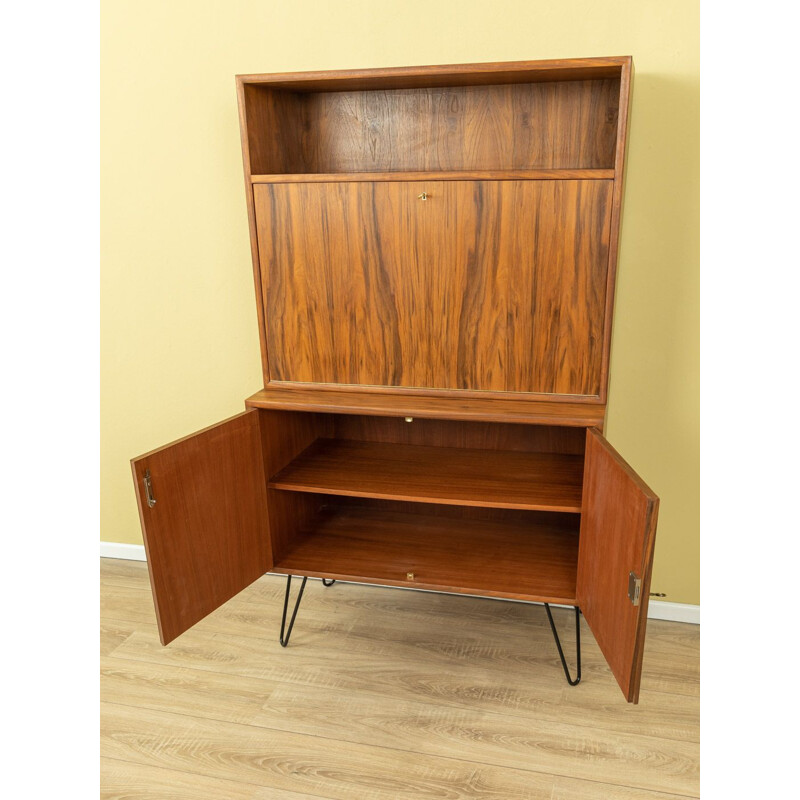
238, 59, 627, 176
269, 438, 584, 513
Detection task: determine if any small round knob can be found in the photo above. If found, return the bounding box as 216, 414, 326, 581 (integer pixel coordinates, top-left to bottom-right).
407, 572, 415, 581
404, 417, 414, 423
417, 192, 427, 201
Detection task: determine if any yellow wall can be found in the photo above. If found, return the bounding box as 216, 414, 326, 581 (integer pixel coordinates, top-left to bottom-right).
101, 0, 699, 604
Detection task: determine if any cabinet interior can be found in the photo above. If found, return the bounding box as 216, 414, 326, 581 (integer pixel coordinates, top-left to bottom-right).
259, 409, 585, 603
243, 77, 621, 175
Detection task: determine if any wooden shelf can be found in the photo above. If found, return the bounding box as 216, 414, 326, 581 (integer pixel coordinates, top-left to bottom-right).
251, 169, 614, 183
270, 438, 584, 512
245, 387, 606, 427
272, 504, 580, 604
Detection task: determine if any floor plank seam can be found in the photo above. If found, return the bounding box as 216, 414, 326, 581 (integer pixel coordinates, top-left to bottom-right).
100, 625, 700, 691
100, 755, 339, 800
98, 611, 701, 688
100, 699, 698, 795
101, 649, 699, 744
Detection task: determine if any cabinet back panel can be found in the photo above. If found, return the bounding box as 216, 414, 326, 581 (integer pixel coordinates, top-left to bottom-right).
327, 496, 580, 527
255, 179, 612, 396
332, 415, 586, 455
245, 80, 618, 173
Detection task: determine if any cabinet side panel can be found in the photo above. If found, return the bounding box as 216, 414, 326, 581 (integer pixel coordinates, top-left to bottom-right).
243, 85, 308, 174
266, 490, 327, 565
258, 410, 333, 562
599, 57, 633, 403
258, 410, 333, 477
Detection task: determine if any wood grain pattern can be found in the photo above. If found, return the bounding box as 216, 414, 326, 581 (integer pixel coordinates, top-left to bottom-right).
272, 504, 579, 604
259, 681, 697, 793
257, 410, 332, 564
240, 85, 306, 177
577, 429, 659, 703
255, 179, 612, 395
331, 497, 583, 527
102, 758, 322, 800
289, 80, 619, 173
130, 411, 270, 645
101, 562, 699, 718
245, 386, 607, 426
257, 409, 333, 478
103, 700, 692, 800
106, 567, 698, 703
100, 621, 138, 657
101, 669, 696, 799
101, 561, 699, 723
506, 180, 612, 394
236, 81, 271, 386
331, 414, 586, 454
101, 558, 699, 799
269, 438, 584, 512
265, 489, 325, 567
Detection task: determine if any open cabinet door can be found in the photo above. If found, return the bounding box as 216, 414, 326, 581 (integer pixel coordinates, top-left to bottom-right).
577, 429, 659, 703
131, 411, 271, 645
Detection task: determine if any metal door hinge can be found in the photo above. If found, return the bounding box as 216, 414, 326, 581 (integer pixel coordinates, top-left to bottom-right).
143, 469, 156, 508
628, 572, 642, 606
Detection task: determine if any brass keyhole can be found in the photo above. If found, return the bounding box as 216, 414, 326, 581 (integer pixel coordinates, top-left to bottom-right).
417, 192, 427, 201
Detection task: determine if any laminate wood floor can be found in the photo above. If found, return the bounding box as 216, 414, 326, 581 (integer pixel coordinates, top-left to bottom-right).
100, 558, 699, 799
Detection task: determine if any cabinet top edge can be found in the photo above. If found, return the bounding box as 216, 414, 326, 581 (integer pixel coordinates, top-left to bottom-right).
235, 56, 632, 92
245, 388, 606, 428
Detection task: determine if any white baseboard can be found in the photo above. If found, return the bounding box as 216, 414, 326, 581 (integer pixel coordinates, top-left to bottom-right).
646, 599, 700, 624
100, 541, 147, 561
99, 542, 699, 624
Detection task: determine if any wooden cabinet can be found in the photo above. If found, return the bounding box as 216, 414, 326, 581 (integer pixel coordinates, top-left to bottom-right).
132, 57, 659, 703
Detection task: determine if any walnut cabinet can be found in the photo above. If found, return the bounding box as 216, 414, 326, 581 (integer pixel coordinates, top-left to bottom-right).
131, 57, 659, 703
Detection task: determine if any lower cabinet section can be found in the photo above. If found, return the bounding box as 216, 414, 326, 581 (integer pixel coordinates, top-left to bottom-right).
132, 407, 658, 703
272, 501, 580, 605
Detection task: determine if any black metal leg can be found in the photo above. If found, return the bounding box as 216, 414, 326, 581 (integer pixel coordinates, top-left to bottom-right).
279, 575, 308, 647
544, 604, 582, 686
321, 578, 336, 587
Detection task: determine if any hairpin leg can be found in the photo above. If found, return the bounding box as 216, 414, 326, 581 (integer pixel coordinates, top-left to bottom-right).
321, 578, 336, 587
544, 604, 582, 686
279, 575, 308, 647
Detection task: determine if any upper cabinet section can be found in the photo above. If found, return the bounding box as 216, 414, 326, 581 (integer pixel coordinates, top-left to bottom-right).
238, 58, 630, 179
237, 58, 633, 405
241, 79, 619, 175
